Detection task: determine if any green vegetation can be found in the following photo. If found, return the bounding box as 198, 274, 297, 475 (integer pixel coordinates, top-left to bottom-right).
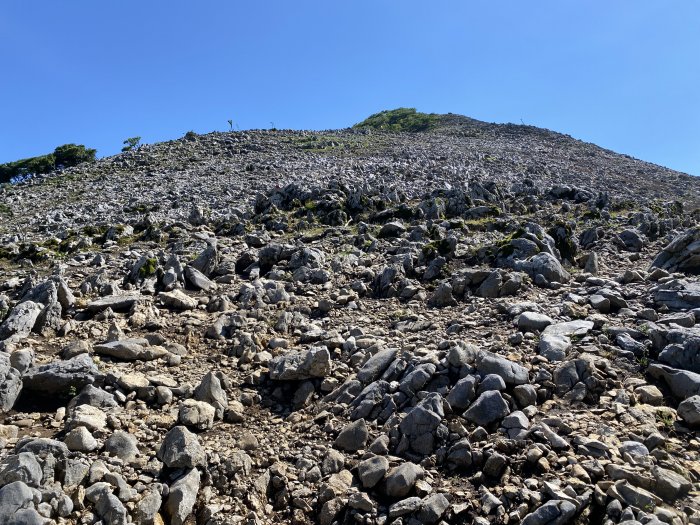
354, 108, 439, 133
122, 136, 142, 152
138, 257, 158, 278
0, 144, 96, 183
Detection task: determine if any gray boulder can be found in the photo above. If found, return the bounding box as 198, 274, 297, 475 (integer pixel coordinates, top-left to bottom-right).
677, 395, 700, 426
0, 453, 42, 487
0, 353, 22, 411
475, 351, 528, 385
0, 481, 39, 522
105, 431, 139, 462
85, 482, 128, 525
86, 294, 140, 314
269, 346, 331, 380
165, 468, 200, 525
193, 371, 228, 419
650, 226, 700, 273
522, 500, 577, 525
94, 339, 167, 361
542, 320, 594, 338
22, 354, 98, 395
647, 364, 700, 399
335, 419, 368, 452
157, 426, 206, 468
384, 462, 424, 498
518, 312, 554, 332
358, 455, 389, 489
538, 334, 570, 362
463, 390, 510, 426
427, 282, 457, 308
516, 252, 570, 284
357, 349, 398, 383
0, 301, 42, 341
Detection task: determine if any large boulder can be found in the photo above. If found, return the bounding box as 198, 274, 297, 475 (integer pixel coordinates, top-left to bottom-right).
650, 227, 700, 274
0, 353, 22, 411
516, 252, 570, 284
22, 354, 98, 395
0, 301, 42, 341
269, 346, 331, 380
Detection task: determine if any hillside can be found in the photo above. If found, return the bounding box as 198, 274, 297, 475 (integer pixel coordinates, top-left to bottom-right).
0, 111, 699, 525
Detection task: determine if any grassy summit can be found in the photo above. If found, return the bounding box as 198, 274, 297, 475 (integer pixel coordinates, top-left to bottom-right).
353, 107, 439, 132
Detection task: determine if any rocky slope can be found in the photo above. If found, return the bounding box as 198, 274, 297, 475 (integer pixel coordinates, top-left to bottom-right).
0, 114, 699, 525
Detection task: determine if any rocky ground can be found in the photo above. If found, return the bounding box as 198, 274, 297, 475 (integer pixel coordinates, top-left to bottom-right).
0, 114, 699, 525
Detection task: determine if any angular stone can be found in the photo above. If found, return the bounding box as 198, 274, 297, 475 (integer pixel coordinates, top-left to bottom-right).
165, 468, 200, 525
463, 391, 510, 426
334, 419, 368, 452
522, 500, 576, 525
475, 351, 528, 385
269, 346, 331, 380
384, 462, 424, 498
357, 348, 398, 383
159, 290, 198, 310
518, 312, 554, 332
157, 426, 206, 469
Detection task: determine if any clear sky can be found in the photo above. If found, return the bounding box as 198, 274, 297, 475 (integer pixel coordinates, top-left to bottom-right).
1, 2, 699, 175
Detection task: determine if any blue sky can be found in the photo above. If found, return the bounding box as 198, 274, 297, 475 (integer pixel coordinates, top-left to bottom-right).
1, 1, 699, 175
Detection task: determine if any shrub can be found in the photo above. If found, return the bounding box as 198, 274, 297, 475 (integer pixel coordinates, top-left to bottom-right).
54, 144, 96, 167
122, 137, 141, 152
354, 108, 439, 132
0, 143, 96, 183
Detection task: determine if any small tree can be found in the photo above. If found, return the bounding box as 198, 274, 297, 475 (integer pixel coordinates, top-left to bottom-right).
122, 137, 141, 152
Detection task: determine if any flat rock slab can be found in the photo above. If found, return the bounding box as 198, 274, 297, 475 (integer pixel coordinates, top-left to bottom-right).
542, 320, 594, 338
94, 340, 168, 361
86, 294, 141, 313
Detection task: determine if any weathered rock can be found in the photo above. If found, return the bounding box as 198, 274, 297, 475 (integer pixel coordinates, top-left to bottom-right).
475, 351, 528, 385
516, 252, 570, 284
85, 482, 128, 525
0, 453, 42, 487
159, 289, 198, 310
269, 346, 331, 380
193, 371, 228, 419
179, 399, 215, 430
463, 390, 510, 426
538, 334, 570, 361
357, 348, 398, 383
0, 301, 42, 341
0, 353, 22, 411
384, 462, 424, 498
334, 418, 368, 451
518, 311, 554, 332
521, 500, 577, 525
542, 320, 594, 338
647, 364, 700, 399
94, 339, 167, 361
157, 426, 206, 468
86, 294, 140, 313
677, 395, 700, 426
165, 468, 200, 525
22, 353, 98, 395
357, 455, 389, 489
